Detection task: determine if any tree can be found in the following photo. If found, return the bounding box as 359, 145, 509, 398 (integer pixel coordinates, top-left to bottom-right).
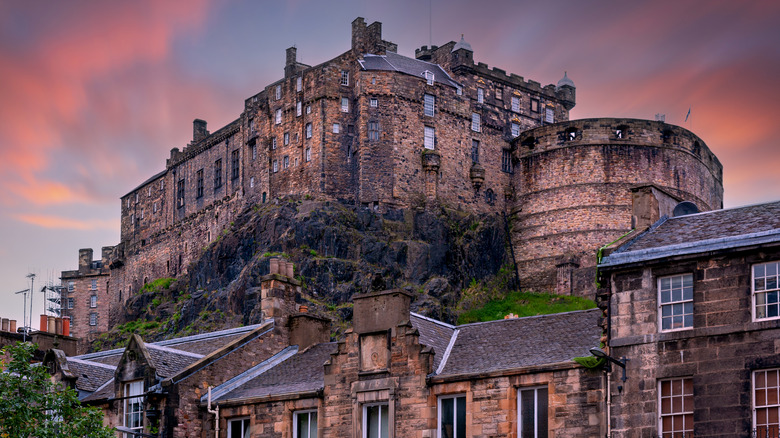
0, 342, 115, 438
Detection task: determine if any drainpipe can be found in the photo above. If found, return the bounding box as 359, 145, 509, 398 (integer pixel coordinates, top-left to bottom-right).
207, 386, 219, 438
606, 370, 612, 438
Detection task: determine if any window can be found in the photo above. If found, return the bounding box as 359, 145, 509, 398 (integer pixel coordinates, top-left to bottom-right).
368, 121, 380, 141
283, 156, 289, 169
530, 98, 540, 113
176, 179, 185, 208
275, 109, 282, 124
296, 76, 302, 92
306, 105, 311, 114
754, 369, 780, 436
341, 97, 349, 112
495, 88, 503, 100
251, 144, 257, 160
196, 169, 204, 198
126, 198, 130, 209
89, 312, 97, 326
294, 410, 317, 438
659, 274, 693, 331
439, 395, 466, 438
545, 107, 554, 123
134, 193, 138, 203
363, 403, 388, 438
297, 101, 302, 117
247, 117, 255, 134
123, 381, 143, 437
231, 150, 240, 180
214, 159, 223, 189
566, 128, 577, 141
333, 123, 340, 134
139, 208, 144, 220
477, 88, 484, 103
471, 140, 479, 163
754, 262, 780, 320
424, 94, 435, 117
67, 281, 74, 292
518, 386, 548, 438
228, 417, 250, 438
249, 176, 254, 188
160, 179, 164, 191
340, 70, 349, 86
370, 98, 378, 107
502, 149, 513, 173
284, 132, 290, 145
471, 113, 480, 132
511, 96, 521, 113
424, 126, 435, 150
275, 84, 281, 100
511, 122, 520, 137
658, 378, 693, 437
67, 298, 74, 309
130, 213, 134, 225
271, 137, 277, 150
305, 148, 311, 162
91, 279, 97, 290
90, 295, 97, 308
423, 70, 434, 85
306, 123, 312, 139
153, 202, 158, 213
147, 186, 151, 197
273, 159, 278, 173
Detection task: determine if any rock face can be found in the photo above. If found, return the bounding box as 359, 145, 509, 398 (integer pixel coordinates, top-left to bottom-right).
119, 199, 512, 334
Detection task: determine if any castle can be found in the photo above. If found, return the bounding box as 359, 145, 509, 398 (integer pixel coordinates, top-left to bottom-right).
61, 18, 723, 343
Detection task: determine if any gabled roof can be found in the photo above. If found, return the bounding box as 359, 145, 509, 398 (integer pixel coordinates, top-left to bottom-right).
145, 344, 204, 378
66, 358, 115, 393
358, 52, 461, 89
600, 201, 780, 268
410, 312, 455, 371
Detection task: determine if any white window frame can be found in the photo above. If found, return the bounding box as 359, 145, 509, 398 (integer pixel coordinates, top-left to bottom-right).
297, 101, 302, 117
333, 123, 340, 134
658, 273, 694, 332
306, 105, 311, 114
471, 113, 480, 132
423, 70, 434, 85
306, 123, 312, 139
227, 417, 250, 438
753, 369, 780, 436
518, 386, 548, 438
511, 96, 521, 113
477, 88, 484, 103
283, 156, 289, 169
293, 410, 318, 438
67, 281, 74, 292
370, 98, 378, 107
341, 97, 349, 113
658, 377, 693, 437
438, 394, 466, 438
424, 94, 435, 117
275, 84, 282, 100
296, 76, 302, 92
511, 122, 520, 138
271, 137, 277, 150
251, 144, 257, 160
305, 148, 311, 162
89, 312, 97, 326
275, 109, 282, 125
273, 160, 278, 173
67, 297, 74, 309
123, 380, 144, 438
90, 295, 97, 308
284, 132, 290, 145
753, 261, 780, 321
249, 177, 254, 188
340, 70, 349, 86
91, 279, 97, 290
362, 403, 389, 438
424, 126, 435, 150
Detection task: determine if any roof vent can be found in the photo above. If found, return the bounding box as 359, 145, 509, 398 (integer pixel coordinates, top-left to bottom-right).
673, 201, 699, 217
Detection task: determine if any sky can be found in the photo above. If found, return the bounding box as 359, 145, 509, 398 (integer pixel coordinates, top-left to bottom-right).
1, 0, 779, 325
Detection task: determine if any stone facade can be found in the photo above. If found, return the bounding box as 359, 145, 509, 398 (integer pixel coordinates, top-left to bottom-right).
60, 248, 112, 349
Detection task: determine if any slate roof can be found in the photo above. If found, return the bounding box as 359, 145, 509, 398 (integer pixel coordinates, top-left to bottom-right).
145, 344, 204, 378
66, 358, 116, 392
435, 309, 601, 377
411, 313, 455, 371
214, 343, 337, 403
600, 201, 780, 267
358, 52, 461, 89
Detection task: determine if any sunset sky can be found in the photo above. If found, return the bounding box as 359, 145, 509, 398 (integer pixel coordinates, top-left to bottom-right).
1, 0, 778, 325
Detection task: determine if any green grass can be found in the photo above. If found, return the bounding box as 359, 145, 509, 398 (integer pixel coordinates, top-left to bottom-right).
456, 290, 596, 324
139, 277, 175, 294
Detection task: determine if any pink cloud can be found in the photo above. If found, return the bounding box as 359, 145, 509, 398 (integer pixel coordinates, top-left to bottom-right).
13, 214, 118, 231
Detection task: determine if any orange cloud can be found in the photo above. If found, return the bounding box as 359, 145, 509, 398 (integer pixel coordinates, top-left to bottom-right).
13, 214, 118, 231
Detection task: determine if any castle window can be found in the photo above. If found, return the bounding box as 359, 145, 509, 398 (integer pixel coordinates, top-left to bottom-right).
511, 96, 521, 113
176, 178, 185, 208
423, 70, 434, 85
271, 137, 277, 150
341, 97, 349, 112
471, 113, 481, 132
495, 87, 503, 100
250, 176, 254, 188
368, 121, 380, 141
477, 88, 484, 104
340, 70, 349, 86
134, 193, 138, 203
615, 125, 628, 139
67, 281, 74, 292
160, 179, 164, 191
130, 213, 135, 226
275, 109, 282, 125
306, 123, 312, 139
296, 76, 302, 92
273, 160, 278, 173
753, 369, 780, 436
89, 312, 97, 326
659, 378, 693, 437
153, 202, 158, 213
502, 149, 513, 173
333, 123, 340, 134
67, 298, 74, 309
251, 144, 257, 160
424, 126, 435, 150
90, 295, 97, 308
275, 84, 282, 100
511, 122, 520, 138
91, 279, 97, 290
662, 129, 674, 144
363, 403, 389, 438
471, 140, 480, 163
424, 94, 435, 117
231, 150, 240, 181
306, 105, 311, 114
545, 107, 554, 124
283, 155, 289, 169
438, 395, 466, 438
530, 98, 540, 113
518, 386, 548, 438
370, 98, 378, 107
126, 198, 130, 209
147, 186, 151, 197
214, 159, 223, 189
248, 117, 256, 134
659, 273, 693, 331
294, 410, 317, 438
753, 262, 780, 321
196, 169, 204, 198
228, 418, 250, 438
139, 208, 144, 220
305, 147, 311, 162
284, 132, 290, 145
565, 128, 577, 141
296, 101, 302, 117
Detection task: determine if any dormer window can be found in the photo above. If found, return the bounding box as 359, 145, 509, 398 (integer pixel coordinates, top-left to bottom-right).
340, 70, 349, 86
423, 70, 434, 85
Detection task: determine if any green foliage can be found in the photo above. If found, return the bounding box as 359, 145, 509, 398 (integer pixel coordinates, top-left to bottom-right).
0, 343, 115, 438
139, 277, 175, 294
116, 320, 160, 335
573, 356, 607, 369
456, 290, 596, 324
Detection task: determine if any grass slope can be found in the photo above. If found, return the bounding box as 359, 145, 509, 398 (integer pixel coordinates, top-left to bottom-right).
456, 290, 596, 324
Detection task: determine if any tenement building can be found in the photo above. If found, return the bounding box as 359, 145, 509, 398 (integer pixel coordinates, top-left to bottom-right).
597, 200, 780, 437
62, 17, 723, 333
59, 247, 112, 344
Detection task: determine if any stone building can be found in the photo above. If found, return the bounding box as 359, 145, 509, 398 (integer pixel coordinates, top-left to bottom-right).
596, 200, 780, 437
60, 247, 113, 346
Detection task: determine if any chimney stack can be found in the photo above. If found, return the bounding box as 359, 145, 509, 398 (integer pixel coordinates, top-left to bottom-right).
193, 119, 209, 143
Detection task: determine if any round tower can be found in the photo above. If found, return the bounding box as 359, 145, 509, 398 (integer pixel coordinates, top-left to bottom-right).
510, 118, 723, 296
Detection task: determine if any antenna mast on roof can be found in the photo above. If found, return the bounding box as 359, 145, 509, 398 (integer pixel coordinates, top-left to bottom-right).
429, 0, 432, 47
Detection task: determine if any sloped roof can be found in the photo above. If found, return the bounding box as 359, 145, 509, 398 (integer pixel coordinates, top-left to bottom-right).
411, 313, 455, 371
435, 309, 601, 377
145, 344, 203, 378
66, 358, 115, 392
600, 201, 780, 267
358, 52, 461, 89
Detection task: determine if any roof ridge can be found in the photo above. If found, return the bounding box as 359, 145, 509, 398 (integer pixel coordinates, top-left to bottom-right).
146, 343, 204, 358
410, 312, 456, 329
68, 357, 116, 370
204, 346, 298, 403
456, 307, 600, 328
665, 200, 780, 221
